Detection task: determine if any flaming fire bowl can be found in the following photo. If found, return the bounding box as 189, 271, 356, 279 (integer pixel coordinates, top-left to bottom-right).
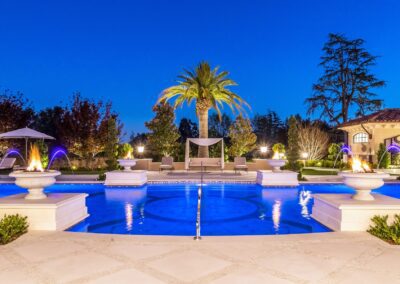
339, 171, 390, 201
10, 170, 61, 200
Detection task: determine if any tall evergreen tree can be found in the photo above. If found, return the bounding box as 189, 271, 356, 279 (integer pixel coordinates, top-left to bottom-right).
287, 116, 300, 170
145, 103, 180, 160
306, 33, 385, 125
105, 117, 119, 170
252, 110, 286, 145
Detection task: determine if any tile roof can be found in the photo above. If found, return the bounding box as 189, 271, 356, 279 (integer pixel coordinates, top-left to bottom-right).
339, 108, 400, 128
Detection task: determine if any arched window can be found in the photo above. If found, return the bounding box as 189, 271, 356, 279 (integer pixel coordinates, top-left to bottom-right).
353, 133, 369, 143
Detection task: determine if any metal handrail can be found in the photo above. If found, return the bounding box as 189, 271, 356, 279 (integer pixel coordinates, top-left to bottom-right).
194, 162, 203, 240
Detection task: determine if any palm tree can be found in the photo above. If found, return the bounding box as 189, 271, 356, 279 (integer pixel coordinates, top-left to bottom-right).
158, 62, 248, 157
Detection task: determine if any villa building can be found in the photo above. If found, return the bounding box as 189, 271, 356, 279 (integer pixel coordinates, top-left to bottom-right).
339, 108, 400, 163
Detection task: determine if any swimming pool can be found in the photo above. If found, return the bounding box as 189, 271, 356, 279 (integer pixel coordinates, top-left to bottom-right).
1, 183, 400, 236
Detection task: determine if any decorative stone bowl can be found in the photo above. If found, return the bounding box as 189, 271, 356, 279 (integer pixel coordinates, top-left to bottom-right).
339, 171, 390, 201
9, 170, 61, 200
266, 159, 287, 171
117, 159, 137, 171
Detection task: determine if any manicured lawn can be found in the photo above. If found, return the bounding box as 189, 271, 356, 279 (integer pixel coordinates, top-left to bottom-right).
301, 168, 338, 176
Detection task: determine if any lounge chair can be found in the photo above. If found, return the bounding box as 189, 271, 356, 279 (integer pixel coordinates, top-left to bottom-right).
0, 158, 16, 170
234, 157, 248, 173
160, 157, 174, 172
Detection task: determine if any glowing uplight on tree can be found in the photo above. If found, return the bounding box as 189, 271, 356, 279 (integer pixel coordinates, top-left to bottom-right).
26, 144, 44, 172
260, 146, 268, 154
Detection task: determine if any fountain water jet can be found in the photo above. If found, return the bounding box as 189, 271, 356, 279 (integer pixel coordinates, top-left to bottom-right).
47, 149, 74, 174
377, 143, 400, 169
333, 145, 352, 169
1, 149, 26, 166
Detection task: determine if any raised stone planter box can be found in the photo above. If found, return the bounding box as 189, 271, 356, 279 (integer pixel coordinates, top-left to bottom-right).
312, 193, 400, 231
105, 170, 147, 186
0, 193, 88, 230
256, 170, 299, 186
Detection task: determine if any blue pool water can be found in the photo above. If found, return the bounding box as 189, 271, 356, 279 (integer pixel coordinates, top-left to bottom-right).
1, 183, 400, 236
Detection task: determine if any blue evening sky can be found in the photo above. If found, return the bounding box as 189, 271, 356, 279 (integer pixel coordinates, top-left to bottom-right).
0, 0, 399, 136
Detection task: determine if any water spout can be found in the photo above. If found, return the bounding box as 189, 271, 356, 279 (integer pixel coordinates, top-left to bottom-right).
377, 144, 400, 169
333, 145, 352, 168
0, 149, 26, 166
47, 149, 74, 174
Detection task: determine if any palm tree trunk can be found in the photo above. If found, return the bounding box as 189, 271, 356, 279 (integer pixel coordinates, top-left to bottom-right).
198, 108, 209, 157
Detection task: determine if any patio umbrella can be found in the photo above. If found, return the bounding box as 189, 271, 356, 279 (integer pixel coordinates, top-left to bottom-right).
0, 127, 55, 161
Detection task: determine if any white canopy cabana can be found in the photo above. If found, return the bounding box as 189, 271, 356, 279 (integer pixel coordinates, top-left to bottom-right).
185, 138, 224, 170
0, 127, 55, 160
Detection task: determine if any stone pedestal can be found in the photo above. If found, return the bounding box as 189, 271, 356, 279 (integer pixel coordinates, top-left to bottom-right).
312, 194, 400, 231
104, 170, 147, 186
0, 193, 88, 231
256, 170, 299, 186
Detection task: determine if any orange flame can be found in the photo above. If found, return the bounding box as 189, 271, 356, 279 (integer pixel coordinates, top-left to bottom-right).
27, 144, 44, 172
351, 157, 372, 173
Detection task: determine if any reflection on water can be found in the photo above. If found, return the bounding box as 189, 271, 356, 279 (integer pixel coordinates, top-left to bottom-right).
299, 190, 312, 218
272, 200, 281, 232
125, 203, 133, 231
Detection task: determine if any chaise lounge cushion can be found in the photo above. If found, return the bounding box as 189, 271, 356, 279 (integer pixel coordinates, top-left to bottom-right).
189, 158, 221, 168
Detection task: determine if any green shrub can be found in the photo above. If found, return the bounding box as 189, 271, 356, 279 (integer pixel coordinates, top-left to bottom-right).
98, 173, 106, 181
368, 215, 400, 245
0, 214, 29, 245
377, 143, 390, 169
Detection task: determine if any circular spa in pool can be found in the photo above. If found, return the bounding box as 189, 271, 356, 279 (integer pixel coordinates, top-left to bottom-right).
1, 183, 400, 236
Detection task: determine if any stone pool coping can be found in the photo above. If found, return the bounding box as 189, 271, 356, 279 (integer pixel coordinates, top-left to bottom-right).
1, 230, 399, 283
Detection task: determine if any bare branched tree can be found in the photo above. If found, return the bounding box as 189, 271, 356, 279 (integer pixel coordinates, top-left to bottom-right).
298, 123, 330, 160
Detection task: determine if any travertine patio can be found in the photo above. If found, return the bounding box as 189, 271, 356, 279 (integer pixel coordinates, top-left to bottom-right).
1, 231, 399, 283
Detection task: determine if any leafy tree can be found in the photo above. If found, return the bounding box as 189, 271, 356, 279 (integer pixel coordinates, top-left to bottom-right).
104, 117, 119, 170
228, 116, 257, 158
0, 91, 35, 155
158, 61, 248, 157
60, 93, 121, 168
287, 116, 300, 170
33, 106, 65, 142
178, 118, 199, 143
306, 33, 385, 125
145, 103, 180, 159
377, 143, 390, 169
209, 113, 232, 138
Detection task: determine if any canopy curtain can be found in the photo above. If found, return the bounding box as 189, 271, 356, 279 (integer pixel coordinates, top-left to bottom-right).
185, 138, 224, 170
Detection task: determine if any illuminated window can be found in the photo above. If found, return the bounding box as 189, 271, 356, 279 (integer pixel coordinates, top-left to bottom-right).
353, 133, 369, 143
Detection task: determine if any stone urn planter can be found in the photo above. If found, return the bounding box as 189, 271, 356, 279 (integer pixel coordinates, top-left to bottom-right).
117, 159, 137, 171
339, 171, 390, 201
10, 170, 61, 200
266, 159, 287, 171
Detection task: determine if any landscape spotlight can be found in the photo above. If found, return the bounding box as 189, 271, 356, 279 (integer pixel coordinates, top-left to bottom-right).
301, 152, 309, 159
260, 146, 268, 154
137, 145, 145, 154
